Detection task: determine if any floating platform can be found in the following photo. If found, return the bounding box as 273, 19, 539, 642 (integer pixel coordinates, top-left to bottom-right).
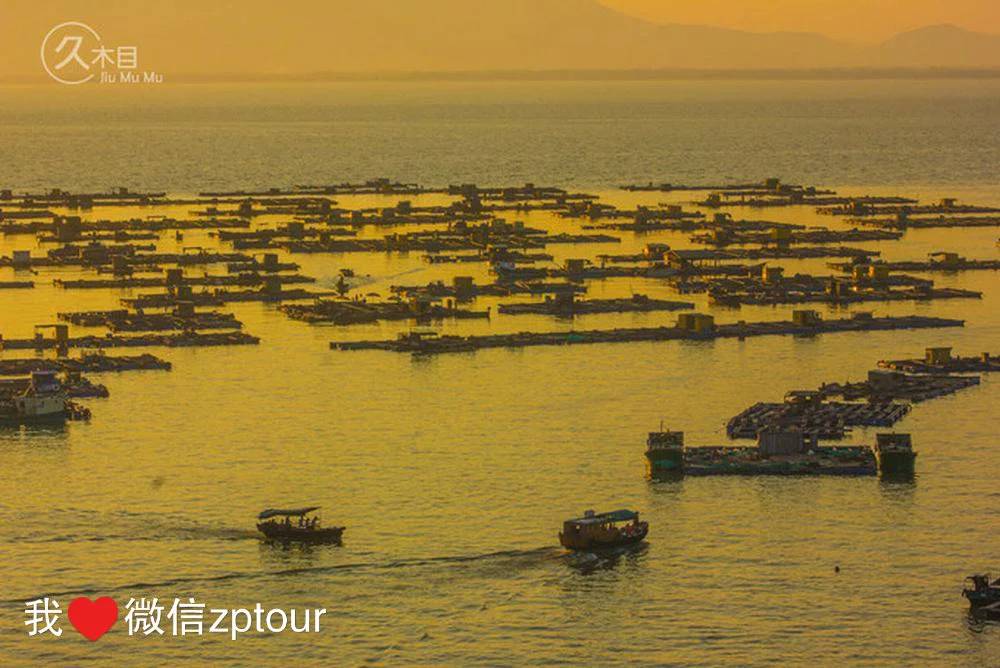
282, 231, 619, 254
708, 284, 981, 307
0, 353, 171, 375
332, 313, 963, 355
690, 228, 902, 246
498, 294, 694, 317
57, 309, 243, 332
848, 215, 1000, 230
621, 179, 834, 194
822, 201, 1000, 217
682, 445, 876, 476
0, 331, 259, 351
696, 193, 914, 209
820, 370, 981, 403
645, 430, 915, 478
600, 246, 879, 264
121, 286, 336, 308
390, 279, 586, 301
54, 272, 315, 290
726, 399, 910, 440
1, 243, 159, 268
281, 298, 489, 325
828, 255, 1000, 273
879, 348, 999, 374
423, 250, 553, 265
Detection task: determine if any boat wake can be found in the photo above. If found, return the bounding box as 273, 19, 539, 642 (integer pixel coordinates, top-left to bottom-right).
4, 546, 562, 605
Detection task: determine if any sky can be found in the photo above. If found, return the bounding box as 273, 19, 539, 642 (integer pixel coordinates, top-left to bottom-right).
1, 0, 999, 81
602, 0, 1000, 41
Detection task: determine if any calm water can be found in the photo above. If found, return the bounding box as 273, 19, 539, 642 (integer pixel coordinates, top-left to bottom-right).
0, 80, 998, 665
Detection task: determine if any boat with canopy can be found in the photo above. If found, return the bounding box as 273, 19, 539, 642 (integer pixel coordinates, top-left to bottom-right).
256, 506, 344, 544
558, 509, 648, 550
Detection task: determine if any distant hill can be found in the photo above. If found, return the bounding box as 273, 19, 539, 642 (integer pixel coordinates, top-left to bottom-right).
3, 0, 1000, 80
876, 24, 1000, 67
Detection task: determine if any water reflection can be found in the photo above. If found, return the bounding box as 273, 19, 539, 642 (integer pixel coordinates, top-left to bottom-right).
564, 542, 649, 575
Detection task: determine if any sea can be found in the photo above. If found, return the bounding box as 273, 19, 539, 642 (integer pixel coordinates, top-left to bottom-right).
0, 78, 998, 665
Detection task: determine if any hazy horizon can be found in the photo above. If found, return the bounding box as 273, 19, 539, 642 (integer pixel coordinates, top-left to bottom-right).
3, 0, 1000, 83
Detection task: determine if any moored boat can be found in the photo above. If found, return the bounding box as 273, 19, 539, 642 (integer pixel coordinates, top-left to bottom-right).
559, 509, 648, 551
873, 433, 917, 477
256, 506, 345, 544
646, 429, 685, 475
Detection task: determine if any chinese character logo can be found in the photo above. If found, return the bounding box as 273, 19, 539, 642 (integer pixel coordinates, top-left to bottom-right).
40, 21, 153, 85
40, 22, 103, 85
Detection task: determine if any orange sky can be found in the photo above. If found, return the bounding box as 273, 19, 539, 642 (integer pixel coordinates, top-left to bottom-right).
602, 0, 1000, 41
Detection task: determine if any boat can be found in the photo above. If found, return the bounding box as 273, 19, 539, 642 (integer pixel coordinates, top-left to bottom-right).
0, 370, 81, 425
646, 429, 685, 475
963, 574, 1000, 608
256, 506, 345, 544
558, 509, 648, 551
873, 433, 917, 477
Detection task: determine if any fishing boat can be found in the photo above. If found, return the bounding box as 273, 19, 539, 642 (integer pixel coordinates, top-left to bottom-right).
873, 433, 917, 477
646, 429, 685, 475
558, 509, 648, 551
0, 370, 82, 425
963, 574, 1000, 608
256, 506, 344, 544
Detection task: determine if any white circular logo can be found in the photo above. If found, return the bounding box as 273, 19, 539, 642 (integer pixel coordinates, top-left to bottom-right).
40, 21, 102, 85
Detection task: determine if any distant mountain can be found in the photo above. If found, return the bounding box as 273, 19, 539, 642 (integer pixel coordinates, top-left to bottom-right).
4, 0, 1000, 80
876, 24, 1000, 67
96, 0, 870, 74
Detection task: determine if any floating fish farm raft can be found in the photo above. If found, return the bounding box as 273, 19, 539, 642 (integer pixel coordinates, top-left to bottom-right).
599, 245, 880, 264
878, 347, 1000, 374
0, 353, 172, 375
821, 199, 1000, 217
57, 308, 243, 332
690, 228, 902, 246
725, 352, 986, 440
696, 269, 981, 307
281, 298, 489, 325
644, 430, 917, 478
3, 178, 998, 432
0, 328, 259, 351
828, 253, 1000, 273
332, 312, 963, 355
727, 397, 911, 440
53, 271, 315, 290
423, 250, 554, 265
390, 278, 586, 300
848, 214, 1000, 230
497, 293, 694, 316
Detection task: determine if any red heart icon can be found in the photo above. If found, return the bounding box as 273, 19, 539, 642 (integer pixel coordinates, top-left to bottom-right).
67, 597, 118, 641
